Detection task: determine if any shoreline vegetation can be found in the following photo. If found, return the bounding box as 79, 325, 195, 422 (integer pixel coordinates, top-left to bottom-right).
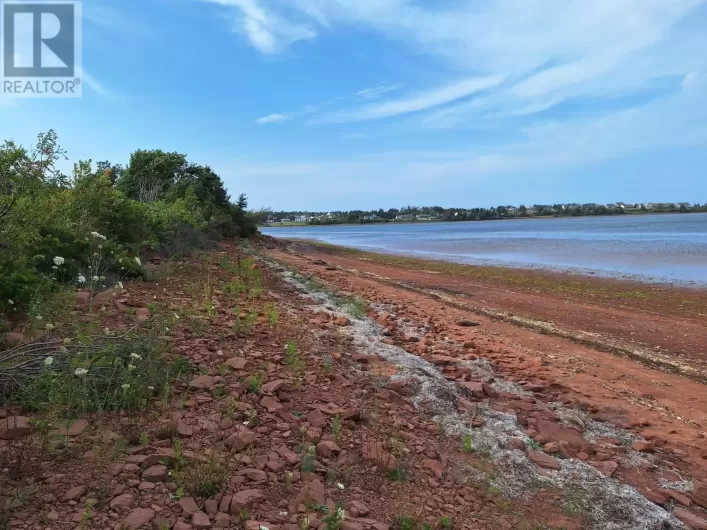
263, 203, 707, 227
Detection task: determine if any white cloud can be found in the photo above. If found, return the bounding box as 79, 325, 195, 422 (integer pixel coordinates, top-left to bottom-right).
202, 0, 317, 53
255, 113, 291, 124
315, 76, 504, 123
356, 82, 405, 99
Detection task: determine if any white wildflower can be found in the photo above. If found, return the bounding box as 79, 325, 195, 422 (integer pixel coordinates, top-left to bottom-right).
45, 323, 54, 331
36, 315, 43, 321
90, 231, 107, 241
53, 256, 64, 266
44, 356, 54, 367
59, 346, 68, 354
259, 526, 270, 530
52, 265, 58, 270
279, 511, 288, 516
8, 300, 13, 305
336, 507, 344, 520
77, 274, 86, 285
74, 368, 88, 376
92, 275, 99, 281
100, 306, 106, 312
134, 257, 141, 266
148, 386, 155, 391
116, 281, 124, 289
336, 482, 345, 490
243, 421, 250, 426
98, 245, 103, 249
121, 383, 130, 390
129, 352, 142, 360
127, 364, 136, 371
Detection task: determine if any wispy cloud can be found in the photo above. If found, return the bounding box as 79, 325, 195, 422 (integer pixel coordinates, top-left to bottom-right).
201, 0, 317, 54
314, 76, 504, 123
356, 82, 405, 99
255, 113, 291, 124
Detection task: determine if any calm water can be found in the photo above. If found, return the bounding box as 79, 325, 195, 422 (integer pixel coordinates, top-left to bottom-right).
262, 213, 707, 285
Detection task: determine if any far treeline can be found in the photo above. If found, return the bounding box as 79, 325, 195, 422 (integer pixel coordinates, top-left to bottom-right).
268, 202, 707, 225
0, 130, 261, 321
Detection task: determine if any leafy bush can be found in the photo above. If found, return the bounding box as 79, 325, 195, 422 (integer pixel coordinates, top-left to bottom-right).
0, 131, 258, 321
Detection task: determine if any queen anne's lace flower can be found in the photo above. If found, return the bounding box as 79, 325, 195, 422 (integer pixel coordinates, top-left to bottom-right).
74, 368, 88, 376
127, 364, 136, 371
45, 323, 54, 331
134, 257, 141, 266
53, 256, 64, 266
121, 383, 130, 390
44, 356, 54, 366
90, 231, 107, 241
77, 275, 86, 284
92, 275, 99, 281
129, 353, 142, 360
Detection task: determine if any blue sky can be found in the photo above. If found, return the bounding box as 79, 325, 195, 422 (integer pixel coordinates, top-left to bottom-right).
2, 0, 707, 211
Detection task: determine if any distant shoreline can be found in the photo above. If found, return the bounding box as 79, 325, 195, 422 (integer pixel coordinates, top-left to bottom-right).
261, 210, 706, 228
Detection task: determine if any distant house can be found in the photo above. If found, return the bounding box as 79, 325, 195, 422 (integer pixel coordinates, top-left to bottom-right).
363, 214, 381, 221
395, 214, 415, 221
294, 215, 308, 222
417, 215, 438, 221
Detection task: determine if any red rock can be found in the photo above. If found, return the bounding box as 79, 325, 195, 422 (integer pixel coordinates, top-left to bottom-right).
262, 379, 285, 393
461, 382, 485, 398
591, 460, 619, 477
122, 508, 155, 530
509, 438, 527, 451
174, 522, 192, 530
289, 479, 326, 512
275, 445, 299, 465
179, 496, 200, 516
334, 317, 351, 326
225, 357, 247, 370
527, 450, 561, 470
306, 409, 327, 428
142, 464, 168, 482
456, 398, 475, 411
62, 485, 87, 502
214, 513, 231, 528
109, 493, 135, 510
260, 396, 283, 413
225, 426, 256, 452
422, 459, 445, 479
189, 375, 215, 390
348, 500, 370, 517
641, 489, 671, 505
362, 442, 398, 470
674, 509, 707, 530
692, 483, 707, 509
192, 511, 211, 529
341, 408, 361, 422
631, 440, 655, 453
316, 440, 341, 458
229, 489, 265, 513
0, 416, 34, 439
668, 490, 692, 507
240, 468, 267, 482
534, 419, 585, 449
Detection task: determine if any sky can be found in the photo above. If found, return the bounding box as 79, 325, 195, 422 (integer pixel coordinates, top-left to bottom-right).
1, 0, 707, 211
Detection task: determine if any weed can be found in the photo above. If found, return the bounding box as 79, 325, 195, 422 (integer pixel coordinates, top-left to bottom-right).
265, 303, 279, 327
527, 437, 542, 450
462, 434, 473, 453
176, 453, 230, 498
388, 466, 409, 482
331, 415, 342, 441
168, 487, 185, 501
398, 516, 418, 530
232, 310, 258, 336
216, 364, 228, 376
246, 373, 263, 394
239, 509, 249, 522
301, 445, 317, 472
139, 431, 149, 447
339, 296, 366, 319
323, 504, 344, 530
438, 517, 452, 530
